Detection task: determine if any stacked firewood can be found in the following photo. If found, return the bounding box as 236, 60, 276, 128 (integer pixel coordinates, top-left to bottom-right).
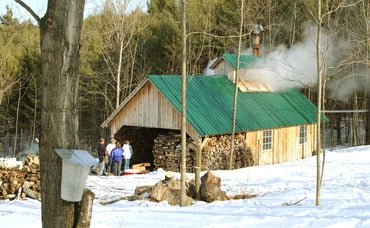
0, 154, 41, 200
152, 132, 254, 172
152, 132, 195, 172
202, 134, 254, 170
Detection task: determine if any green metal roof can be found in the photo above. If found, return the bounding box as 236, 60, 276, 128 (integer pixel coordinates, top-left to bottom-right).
148, 75, 321, 136
218, 54, 262, 69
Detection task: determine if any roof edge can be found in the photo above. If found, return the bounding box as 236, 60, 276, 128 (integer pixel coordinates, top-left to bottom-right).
100, 77, 150, 128
209, 55, 224, 69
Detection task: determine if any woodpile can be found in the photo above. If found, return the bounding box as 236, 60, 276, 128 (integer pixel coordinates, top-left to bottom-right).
152, 132, 254, 172
0, 154, 41, 200
152, 132, 195, 172
202, 134, 254, 170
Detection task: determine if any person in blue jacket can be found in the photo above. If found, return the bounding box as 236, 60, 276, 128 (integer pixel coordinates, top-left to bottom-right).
110, 142, 123, 176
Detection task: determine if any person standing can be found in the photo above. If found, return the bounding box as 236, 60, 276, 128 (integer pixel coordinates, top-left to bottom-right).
105, 138, 116, 174
110, 142, 123, 176
123, 140, 133, 172
97, 138, 106, 176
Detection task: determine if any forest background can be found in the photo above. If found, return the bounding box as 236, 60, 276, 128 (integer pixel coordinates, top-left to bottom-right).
0, 0, 369, 157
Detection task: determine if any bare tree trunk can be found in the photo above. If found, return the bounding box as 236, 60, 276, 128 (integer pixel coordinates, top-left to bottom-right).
230, 0, 244, 170
367, 98, 370, 144
116, 39, 124, 109
180, 0, 187, 207
315, 0, 322, 206
365, 1, 370, 144
31, 74, 37, 149
336, 115, 342, 145
352, 93, 359, 146
39, 0, 85, 227
14, 84, 21, 157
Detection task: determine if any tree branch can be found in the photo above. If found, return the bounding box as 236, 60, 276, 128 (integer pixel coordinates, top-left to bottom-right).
14, 0, 41, 25
322, 0, 363, 19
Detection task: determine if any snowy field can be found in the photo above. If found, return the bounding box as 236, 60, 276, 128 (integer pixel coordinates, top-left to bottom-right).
1, 145, 370, 227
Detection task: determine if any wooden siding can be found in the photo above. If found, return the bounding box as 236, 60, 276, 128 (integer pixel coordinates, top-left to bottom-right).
245, 123, 316, 165
213, 61, 234, 79
213, 62, 251, 84
109, 81, 200, 140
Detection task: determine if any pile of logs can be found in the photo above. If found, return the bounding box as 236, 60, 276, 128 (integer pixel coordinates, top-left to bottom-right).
152, 132, 254, 172
202, 134, 254, 170
152, 132, 196, 172
0, 154, 41, 200
103, 171, 255, 206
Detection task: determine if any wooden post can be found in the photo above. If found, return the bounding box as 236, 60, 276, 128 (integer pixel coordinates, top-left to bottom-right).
195, 137, 208, 200
75, 188, 95, 228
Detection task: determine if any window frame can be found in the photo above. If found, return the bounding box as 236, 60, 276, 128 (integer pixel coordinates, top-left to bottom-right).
299, 125, 307, 145
262, 129, 272, 151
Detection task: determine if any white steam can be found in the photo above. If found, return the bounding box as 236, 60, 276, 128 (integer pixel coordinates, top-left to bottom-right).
326, 67, 370, 102
242, 21, 328, 92
203, 58, 217, 75
204, 21, 367, 102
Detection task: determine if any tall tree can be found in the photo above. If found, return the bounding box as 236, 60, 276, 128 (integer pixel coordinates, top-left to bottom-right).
39, 1, 85, 226
15, 0, 86, 227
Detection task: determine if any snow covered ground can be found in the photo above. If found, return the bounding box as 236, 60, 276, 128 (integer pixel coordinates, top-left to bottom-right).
1, 145, 370, 227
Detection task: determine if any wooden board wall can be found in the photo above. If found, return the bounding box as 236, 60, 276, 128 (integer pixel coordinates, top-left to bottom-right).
246, 123, 316, 165
110, 82, 200, 140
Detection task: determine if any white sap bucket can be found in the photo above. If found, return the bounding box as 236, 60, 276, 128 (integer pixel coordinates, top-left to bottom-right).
55, 149, 97, 202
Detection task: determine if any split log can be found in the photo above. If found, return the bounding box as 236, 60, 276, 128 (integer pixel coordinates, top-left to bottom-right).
200, 171, 228, 202
149, 177, 193, 206
99, 195, 129, 205
23, 187, 41, 200
132, 163, 151, 171
134, 185, 152, 195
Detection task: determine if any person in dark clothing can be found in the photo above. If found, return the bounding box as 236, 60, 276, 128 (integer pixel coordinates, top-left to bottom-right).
110, 142, 123, 176
97, 138, 106, 176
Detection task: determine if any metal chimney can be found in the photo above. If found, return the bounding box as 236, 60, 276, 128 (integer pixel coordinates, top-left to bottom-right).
252, 23, 264, 56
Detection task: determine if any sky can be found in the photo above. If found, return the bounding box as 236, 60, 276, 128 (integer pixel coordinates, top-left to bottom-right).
1, 0, 148, 23
1, 145, 370, 227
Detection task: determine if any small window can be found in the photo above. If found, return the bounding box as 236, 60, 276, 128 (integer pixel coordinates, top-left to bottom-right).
299, 125, 307, 144
263, 130, 272, 151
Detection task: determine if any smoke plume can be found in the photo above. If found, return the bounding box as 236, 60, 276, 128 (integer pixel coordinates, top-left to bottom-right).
204, 21, 367, 102
242, 21, 333, 92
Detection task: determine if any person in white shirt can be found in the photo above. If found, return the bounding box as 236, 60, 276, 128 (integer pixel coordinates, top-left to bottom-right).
122, 140, 133, 172
105, 138, 116, 174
